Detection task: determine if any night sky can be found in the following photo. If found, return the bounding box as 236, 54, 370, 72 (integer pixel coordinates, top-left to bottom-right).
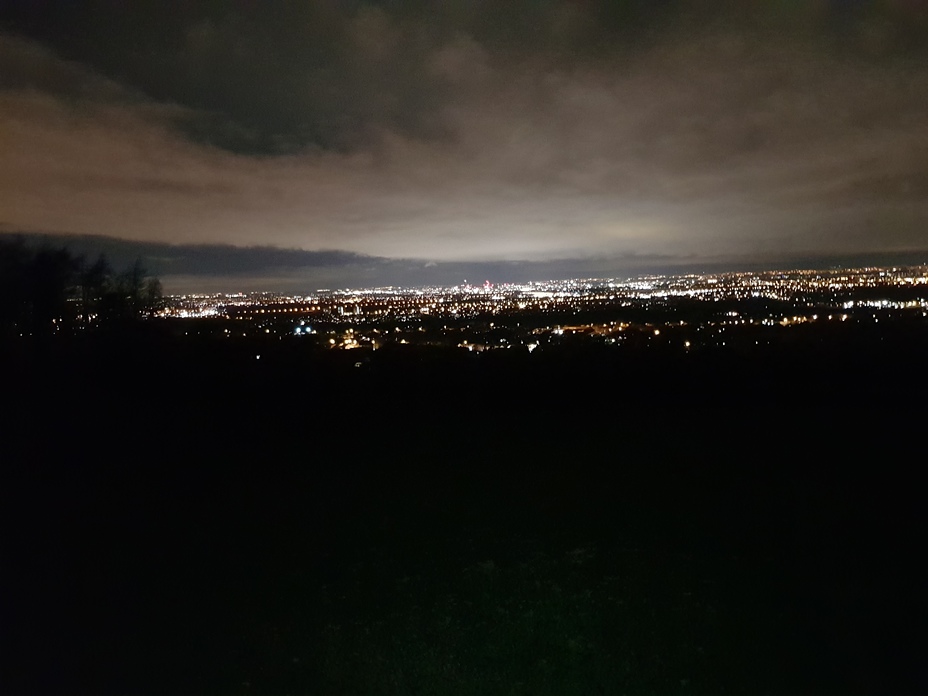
2, 1, 928, 290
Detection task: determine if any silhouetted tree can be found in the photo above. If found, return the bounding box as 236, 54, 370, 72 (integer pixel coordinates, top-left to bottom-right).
78, 254, 111, 326
29, 245, 79, 336
0, 237, 30, 338
120, 257, 147, 318
144, 276, 163, 317
1, 241, 162, 335
99, 257, 162, 322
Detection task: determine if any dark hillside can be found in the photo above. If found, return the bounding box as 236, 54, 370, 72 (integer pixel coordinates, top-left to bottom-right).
3, 326, 926, 694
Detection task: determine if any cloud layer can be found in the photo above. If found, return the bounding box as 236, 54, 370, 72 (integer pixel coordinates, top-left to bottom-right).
2, 2, 928, 288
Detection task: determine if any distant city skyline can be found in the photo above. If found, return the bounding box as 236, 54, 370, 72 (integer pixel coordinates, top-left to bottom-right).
3, 2, 928, 291
152, 263, 928, 360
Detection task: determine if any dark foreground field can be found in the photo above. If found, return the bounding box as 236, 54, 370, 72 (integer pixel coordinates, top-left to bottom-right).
3, 330, 927, 694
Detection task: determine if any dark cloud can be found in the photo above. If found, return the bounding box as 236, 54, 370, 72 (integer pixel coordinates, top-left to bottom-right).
7, 1, 926, 156
0, 230, 363, 273
6, 231, 927, 295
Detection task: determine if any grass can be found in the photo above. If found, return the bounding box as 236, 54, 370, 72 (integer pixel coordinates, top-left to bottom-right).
221, 532, 801, 695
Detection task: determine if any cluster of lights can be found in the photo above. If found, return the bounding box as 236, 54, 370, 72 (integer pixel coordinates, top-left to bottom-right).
153, 264, 928, 353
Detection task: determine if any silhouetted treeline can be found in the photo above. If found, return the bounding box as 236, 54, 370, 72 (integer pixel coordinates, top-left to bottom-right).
0, 237, 162, 338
